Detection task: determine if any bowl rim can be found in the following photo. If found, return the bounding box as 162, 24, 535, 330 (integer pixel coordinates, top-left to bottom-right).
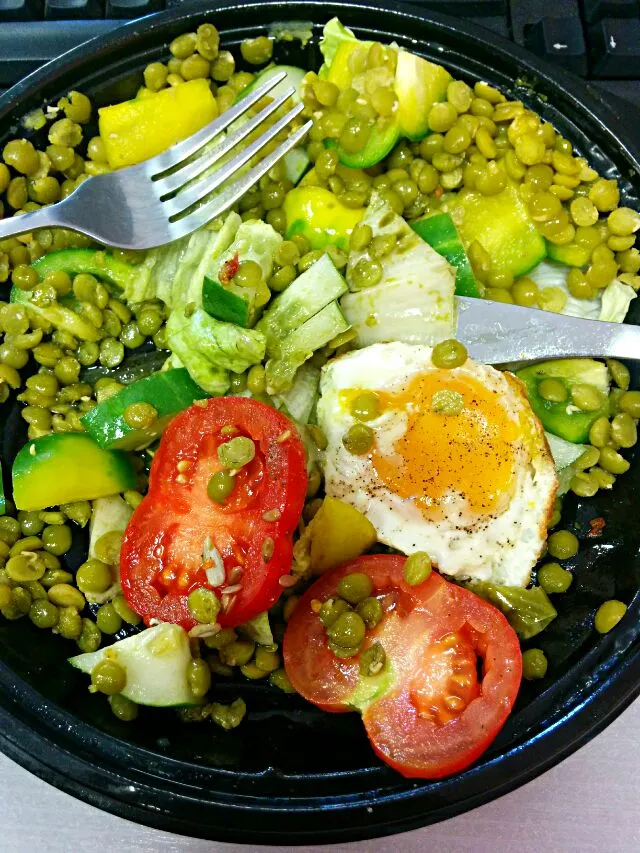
1, 0, 640, 844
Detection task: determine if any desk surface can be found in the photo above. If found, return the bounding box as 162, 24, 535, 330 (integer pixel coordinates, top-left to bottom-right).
0, 697, 638, 853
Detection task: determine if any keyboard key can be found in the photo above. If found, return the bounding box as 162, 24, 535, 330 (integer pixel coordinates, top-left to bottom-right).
589, 18, 640, 77
44, 0, 103, 19
0, 21, 122, 86
106, 0, 163, 16
510, 0, 582, 44
401, 0, 506, 14
524, 17, 588, 76
582, 0, 638, 23
0, 0, 43, 20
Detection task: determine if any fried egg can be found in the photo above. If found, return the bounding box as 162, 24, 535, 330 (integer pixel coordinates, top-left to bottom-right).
316, 342, 558, 587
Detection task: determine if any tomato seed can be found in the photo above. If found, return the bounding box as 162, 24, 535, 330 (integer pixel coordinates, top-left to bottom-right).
176, 460, 190, 473
262, 509, 281, 522
279, 574, 297, 588
277, 429, 291, 443
262, 537, 275, 561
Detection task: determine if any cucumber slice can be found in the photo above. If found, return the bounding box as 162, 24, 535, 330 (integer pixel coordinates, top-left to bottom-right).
517, 358, 610, 443
31, 248, 136, 291
13, 433, 137, 511
326, 118, 400, 170
283, 147, 311, 185
448, 185, 546, 280
202, 276, 253, 327
11, 286, 102, 342
235, 64, 307, 103
411, 212, 482, 297
273, 362, 321, 424
283, 186, 364, 251
256, 253, 348, 355
81, 368, 209, 450
68, 623, 200, 707
394, 50, 451, 141
547, 242, 591, 268
266, 302, 350, 394
88, 495, 133, 561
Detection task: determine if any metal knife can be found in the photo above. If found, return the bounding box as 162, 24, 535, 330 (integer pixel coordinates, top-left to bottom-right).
455, 296, 640, 365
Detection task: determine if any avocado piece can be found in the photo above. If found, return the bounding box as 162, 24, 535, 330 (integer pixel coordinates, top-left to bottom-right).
13, 433, 137, 511
447, 185, 546, 281
411, 212, 482, 297
283, 186, 365, 251
394, 49, 451, 141
69, 623, 200, 707
517, 358, 610, 443
81, 368, 209, 451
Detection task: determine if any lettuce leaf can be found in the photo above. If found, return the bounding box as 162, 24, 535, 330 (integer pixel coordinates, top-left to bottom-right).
319, 17, 357, 68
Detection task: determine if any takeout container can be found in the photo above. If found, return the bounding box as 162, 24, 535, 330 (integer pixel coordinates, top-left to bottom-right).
1, 1, 639, 843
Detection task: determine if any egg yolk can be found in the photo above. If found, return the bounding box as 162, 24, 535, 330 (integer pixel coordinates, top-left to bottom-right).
371, 371, 521, 520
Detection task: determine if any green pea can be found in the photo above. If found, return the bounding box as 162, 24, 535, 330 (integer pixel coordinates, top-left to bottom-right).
342, 423, 374, 455
241, 661, 269, 680
188, 587, 221, 624
240, 35, 273, 65
350, 391, 380, 421
594, 599, 627, 634
538, 378, 568, 403
522, 648, 548, 680
547, 530, 579, 560
247, 364, 266, 395
112, 595, 141, 626
431, 339, 468, 369
0, 517, 21, 546
570, 471, 599, 498
431, 389, 464, 415
109, 694, 138, 722
537, 562, 573, 594
48, 582, 85, 609
42, 524, 72, 556
360, 641, 386, 677
269, 265, 296, 292
6, 553, 45, 582
319, 597, 352, 628
590, 466, 616, 489
57, 606, 82, 639
327, 611, 366, 648
218, 435, 255, 469
599, 445, 630, 475
356, 597, 383, 629
77, 618, 102, 653
96, 603, 122, 634
589, 416, 611, 448
41, 567, 73, 589
350, 222, 373, 252
25, 580, 47, 601
575, 445, 600, 471
606, 359, 630, 390
337, 572, 373, 605
187, 658, 212, 698
61, 501, 92, 528
204, 627, 237, 649
123, 402, 158, 430
210, 697, 246, 730
207, 470, 236, 503
403, 552, 433, 586
255, 647, 280, 673
91, 658, 127, 695
76, 559, 113, 594
9, 535, 43, 557
611, 412, 637, 448
570, 383, 605, 412
220, 638, 255, 667
29, 599, 59, 629
0, 585, 12, 608
350, 257, 383, 290
619, 390, 640, 418
269, 668, 296, 693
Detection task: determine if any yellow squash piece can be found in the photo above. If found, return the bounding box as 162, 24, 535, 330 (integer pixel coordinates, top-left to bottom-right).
98, 79, 218, 169
309, 496, 377, 574
284, 186, 364, 251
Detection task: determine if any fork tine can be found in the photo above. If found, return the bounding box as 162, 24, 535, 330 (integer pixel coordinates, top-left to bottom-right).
167, 120, 313, 242
155, 86, 297, 196
163, 102, 304, 220
147, 70, 288, 176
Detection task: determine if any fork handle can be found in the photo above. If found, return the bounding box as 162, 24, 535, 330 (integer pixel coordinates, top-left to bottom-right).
0, 200, 72, 241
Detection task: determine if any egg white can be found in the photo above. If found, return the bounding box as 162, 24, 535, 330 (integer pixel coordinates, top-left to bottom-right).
316, 342, 558, 587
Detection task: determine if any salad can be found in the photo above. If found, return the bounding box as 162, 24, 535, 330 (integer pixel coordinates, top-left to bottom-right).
0, 16, 638, 779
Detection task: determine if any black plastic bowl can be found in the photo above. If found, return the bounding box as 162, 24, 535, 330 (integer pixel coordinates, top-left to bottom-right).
1, 1, 640, 844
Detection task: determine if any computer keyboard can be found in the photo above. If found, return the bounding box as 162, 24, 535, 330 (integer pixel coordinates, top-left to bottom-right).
0, 0, 639, 109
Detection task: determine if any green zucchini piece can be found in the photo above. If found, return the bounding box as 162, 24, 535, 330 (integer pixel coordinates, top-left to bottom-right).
13, 433, 137, 511
68, 623, 200, 707
517, 358, 610, 443
32, 248, 136, 290
235, 64, 307, 104
448, 185, 546, 280
81, 368, 208, 450
411, 212, 482, 297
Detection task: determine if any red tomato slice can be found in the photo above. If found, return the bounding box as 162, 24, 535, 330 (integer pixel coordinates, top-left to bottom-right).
120, 398, 307, 630
283, 555, 522, 779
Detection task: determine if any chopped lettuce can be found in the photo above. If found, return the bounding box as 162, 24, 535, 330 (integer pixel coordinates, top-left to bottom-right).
215, 219, 282, 288
528, 261, 636, 323
319, 17, 357, 68
341, 192, 456, 346
468, 582, 558, 640
545, 431, 587, 495
239, 611, 274, 646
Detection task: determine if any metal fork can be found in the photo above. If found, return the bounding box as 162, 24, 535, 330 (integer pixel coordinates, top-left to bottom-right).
0, 71, 312, 250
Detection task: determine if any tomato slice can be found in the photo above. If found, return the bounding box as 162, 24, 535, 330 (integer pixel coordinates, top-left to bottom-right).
283, 555, 522, 779
120, 398, 307, 630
